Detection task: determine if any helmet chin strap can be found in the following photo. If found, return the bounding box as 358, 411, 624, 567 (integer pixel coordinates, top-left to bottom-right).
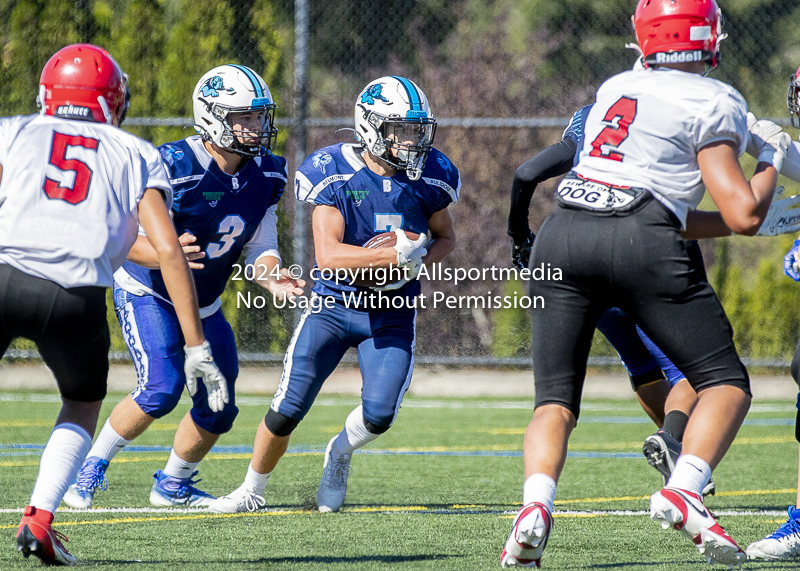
97, 96, 113, 124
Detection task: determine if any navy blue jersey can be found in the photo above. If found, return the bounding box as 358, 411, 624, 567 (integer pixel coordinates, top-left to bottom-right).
119, 136, 287, 308
295, 143, 460, 299
563, 104, 593, 167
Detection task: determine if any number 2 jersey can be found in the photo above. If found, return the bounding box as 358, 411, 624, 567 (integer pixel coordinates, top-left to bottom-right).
0, 114, 171, 288
574, 67, 748, 228
295, 142, 461, 300
115, 135, 287, 314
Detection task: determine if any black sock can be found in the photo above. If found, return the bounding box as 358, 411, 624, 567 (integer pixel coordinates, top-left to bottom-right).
663, 410, 690, 443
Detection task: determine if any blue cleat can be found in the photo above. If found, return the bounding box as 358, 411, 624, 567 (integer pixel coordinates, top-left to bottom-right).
746, 506, 800, 560
62, 457, 109, 509
149, 469, 215, 507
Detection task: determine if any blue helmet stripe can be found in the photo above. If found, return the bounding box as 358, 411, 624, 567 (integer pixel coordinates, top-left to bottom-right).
229, 64, 265, 99
392, 76, 423, 113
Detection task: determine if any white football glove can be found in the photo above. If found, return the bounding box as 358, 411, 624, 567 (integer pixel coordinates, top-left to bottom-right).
393, 229, 428, 268
756, 186, 800, 236
184, 341, 228, 413
746, 112, 792, 171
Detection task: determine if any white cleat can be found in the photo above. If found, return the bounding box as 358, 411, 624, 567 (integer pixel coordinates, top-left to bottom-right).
207, 484, 266, 514
650, 487, 746, 568
746, 505, 800, 560
500, 503, 553, 568
316, 436, 351, 513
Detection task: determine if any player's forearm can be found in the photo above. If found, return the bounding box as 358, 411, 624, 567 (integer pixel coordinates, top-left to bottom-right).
126, 235, 161, 268
681, 211, 732, 239
316, 242, 397, 271
158, 249, 205, 347
421, 236, 455, 265
252, 255, 281, 291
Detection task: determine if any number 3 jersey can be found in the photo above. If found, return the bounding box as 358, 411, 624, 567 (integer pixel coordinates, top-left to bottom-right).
0, 114, 171, 288
295, 142, 460, 299
116, 135, 287, 313
574, 68, 748, 228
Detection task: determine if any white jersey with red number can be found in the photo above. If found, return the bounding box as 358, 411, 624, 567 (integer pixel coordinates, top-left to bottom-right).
0, 114, 171, 288
574, 68, 748, 228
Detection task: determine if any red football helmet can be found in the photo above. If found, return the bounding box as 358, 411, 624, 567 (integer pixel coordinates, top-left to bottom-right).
788, 66, 800, 128
39, 44, 128, 125
633, 0, 723, 70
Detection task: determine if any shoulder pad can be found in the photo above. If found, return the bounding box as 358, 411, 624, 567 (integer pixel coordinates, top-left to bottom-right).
420, 148, 461, 204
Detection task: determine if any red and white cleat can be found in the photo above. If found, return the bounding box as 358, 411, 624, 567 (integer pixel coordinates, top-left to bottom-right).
16, 505, 76, 566
500, 502, 553, 568
650, 487, 745, 568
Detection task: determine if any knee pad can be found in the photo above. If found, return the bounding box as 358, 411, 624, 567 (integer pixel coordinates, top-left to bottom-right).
363, 418, 391, 435
796, 410, 800, 444
264, 409, 300, 437
136, 391, 181, 420
190, 405, 239, 435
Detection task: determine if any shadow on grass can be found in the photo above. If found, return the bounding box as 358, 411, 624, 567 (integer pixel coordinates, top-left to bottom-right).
90, 554, 460, 565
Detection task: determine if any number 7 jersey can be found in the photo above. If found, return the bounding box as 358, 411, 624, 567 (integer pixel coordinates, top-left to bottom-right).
574, 67, 748, 228
0, 114, 171, 288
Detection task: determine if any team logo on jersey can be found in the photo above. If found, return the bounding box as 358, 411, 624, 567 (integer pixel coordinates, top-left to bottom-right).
345, 190, 370, 203
201, 76, 234, 98
437, 154, 452, 176
162, 146, 185, 166
203, 191, 225, 207
312, 152, 333, 174
361, 84, 390, 106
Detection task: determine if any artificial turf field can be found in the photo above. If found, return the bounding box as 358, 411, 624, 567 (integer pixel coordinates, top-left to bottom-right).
1, 391, 799, 570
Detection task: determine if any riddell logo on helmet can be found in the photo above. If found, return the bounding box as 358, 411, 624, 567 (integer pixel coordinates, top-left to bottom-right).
655, 51, 704, 64
56, 104, 90, 118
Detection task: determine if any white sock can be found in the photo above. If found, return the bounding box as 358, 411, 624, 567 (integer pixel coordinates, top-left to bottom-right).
331, 405, 381, 458
243, 463, 271, 496
163, 449, 200, 479
86, 418, 131, 462
30, 423, 92, 513
523, 473, 557, 513
667, 454, 712, 497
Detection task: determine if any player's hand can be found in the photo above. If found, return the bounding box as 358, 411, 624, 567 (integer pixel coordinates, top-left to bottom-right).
393, 229, 428, 268
784, 239, 800, 282
179, 233, 206, 270
266, 268, 306, 301
184, 341, 228, 412
511, 231, 535, 271
746, 112, 791, 171
756, 187, 800, 236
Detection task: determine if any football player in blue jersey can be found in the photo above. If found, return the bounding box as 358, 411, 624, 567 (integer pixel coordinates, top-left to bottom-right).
209, 76, 460, 514
63, 64, 303, 509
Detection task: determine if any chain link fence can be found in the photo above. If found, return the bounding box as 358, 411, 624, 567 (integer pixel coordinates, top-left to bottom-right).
2, 0, 800, 365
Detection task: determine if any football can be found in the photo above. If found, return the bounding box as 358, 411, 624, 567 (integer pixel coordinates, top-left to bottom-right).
362, 231, 420, 250
350, 231, 421, 287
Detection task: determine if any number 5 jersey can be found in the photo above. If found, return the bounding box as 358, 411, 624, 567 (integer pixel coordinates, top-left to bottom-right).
0, 114, 171, 288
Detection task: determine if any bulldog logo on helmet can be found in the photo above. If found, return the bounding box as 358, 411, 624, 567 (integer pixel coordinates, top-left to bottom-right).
201, 76, 234, 98
360, 84, 390, 106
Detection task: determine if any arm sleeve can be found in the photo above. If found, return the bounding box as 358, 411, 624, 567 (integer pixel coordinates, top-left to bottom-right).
507, 137, 577, 241
243, 204, 281, 268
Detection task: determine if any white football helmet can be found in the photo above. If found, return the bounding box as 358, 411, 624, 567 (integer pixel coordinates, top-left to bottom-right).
193, 64, 277, 157
354, 76, 436, 181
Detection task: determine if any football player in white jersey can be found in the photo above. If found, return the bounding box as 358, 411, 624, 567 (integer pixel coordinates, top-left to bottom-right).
500, 0, 791, 568
0, 44, 225, 566
744, 69, 800, 562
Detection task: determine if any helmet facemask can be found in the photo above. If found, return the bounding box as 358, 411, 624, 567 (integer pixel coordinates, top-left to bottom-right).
788, 72, 800, 128
359, 106, 436, 181
197, 99, 278, 158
